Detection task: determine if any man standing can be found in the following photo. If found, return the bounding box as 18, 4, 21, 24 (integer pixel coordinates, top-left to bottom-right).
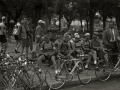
13, 19, 22, 53
28, 18, 34, 51
35, 20, 45, 51
102, 17, 120, 66
0, 16, 7, 54
19, 18, 31, 57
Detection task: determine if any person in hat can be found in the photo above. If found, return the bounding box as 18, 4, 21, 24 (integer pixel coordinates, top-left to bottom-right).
48, 18, 58, 32
102, 17, 120, 66
85, 32, 103, 68
0, 16, 7, 54
58, 34, 74, 71
35, 20, 45, 50
37, 34, 57, 73
81, 33, 92, 68
70, 33, 83, 58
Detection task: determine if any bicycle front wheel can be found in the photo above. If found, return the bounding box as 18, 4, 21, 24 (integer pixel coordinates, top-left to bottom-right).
95, 60, 111, 81
45, 65, 66, 89
0, 77, 8, 90
77, 62, 93, 84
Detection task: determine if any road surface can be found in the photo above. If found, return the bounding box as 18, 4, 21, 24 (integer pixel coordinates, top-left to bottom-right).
60, 77, 120, 90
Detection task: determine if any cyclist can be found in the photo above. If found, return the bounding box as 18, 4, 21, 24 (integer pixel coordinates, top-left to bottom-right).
81, 33, 93, 68
58, 34, 73, 71
71, 33, 83, 58
0, 16, 7, 54
37, 34, 58, 73
89, 32, 102, 65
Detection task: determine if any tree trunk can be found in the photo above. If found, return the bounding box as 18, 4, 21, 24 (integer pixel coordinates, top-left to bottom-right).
86, 19, 89, 31
59, 13, 62, 31
116, 7, 120, 31
103, 12, 106, 30
89, 0, 95, 38
67, 20, 72, 29
80, 19, 83, 32
35, 6, 38, 27
89, 10, 94, 38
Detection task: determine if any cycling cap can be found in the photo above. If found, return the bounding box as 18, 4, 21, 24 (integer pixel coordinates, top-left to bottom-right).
106, 17, 116, 23
38, 20, 45, 24
85, 33, 90, 36
74, 33, 80, 38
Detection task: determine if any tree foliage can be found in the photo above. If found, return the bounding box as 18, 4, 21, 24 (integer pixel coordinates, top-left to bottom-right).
1, 0, 120, 32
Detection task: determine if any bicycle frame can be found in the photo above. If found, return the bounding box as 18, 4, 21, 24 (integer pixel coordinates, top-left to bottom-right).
107, 50, 120, 72
58, 58, 82, 77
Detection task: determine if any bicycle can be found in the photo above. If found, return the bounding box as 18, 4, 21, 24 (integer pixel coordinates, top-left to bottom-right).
95, 49, 120, 81
0, 53, 46, 90
0, 60, 10, 90
45, 56, 93, 90
0, 51, 16, 90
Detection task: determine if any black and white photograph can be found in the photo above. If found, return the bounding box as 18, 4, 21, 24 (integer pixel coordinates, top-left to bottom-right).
0, 0, 120, 90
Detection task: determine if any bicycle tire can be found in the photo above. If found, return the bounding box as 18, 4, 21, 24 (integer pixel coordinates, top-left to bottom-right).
77, 62, 92, 84
45, 65, 66, 89
95, 60, 111, 81
12, 64, 44, 90
0, 76, 8, 90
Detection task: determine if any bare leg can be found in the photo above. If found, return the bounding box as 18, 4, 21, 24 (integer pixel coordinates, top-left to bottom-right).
21, 46, 25, 56
37, 55, 45, 68
51, 56, 57, 72
85, 53, 92, 68
16, 40, 20, 51
93, 50, 97, 64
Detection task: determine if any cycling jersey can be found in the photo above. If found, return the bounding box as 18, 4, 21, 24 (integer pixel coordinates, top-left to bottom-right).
91, 40, 101, 48
41, 41, 55, 53
58, 41, 70, 56
82, 39, 91, 53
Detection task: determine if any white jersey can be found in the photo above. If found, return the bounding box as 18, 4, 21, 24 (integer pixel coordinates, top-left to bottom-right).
0, 22, 6, 35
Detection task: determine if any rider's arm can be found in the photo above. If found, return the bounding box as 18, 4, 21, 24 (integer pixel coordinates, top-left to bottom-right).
38, 42, 45, 55
50, 43, 56, 55
91, 40, 101, 50
69, 42, 75, 55
66, 43, 73, 57
82, 44, 91, 51
102, 30, 109, 45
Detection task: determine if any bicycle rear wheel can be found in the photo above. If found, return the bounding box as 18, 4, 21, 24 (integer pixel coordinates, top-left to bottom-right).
95, 60, 111, 81
45, 65, 66, 89
77, 62, 92, 84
